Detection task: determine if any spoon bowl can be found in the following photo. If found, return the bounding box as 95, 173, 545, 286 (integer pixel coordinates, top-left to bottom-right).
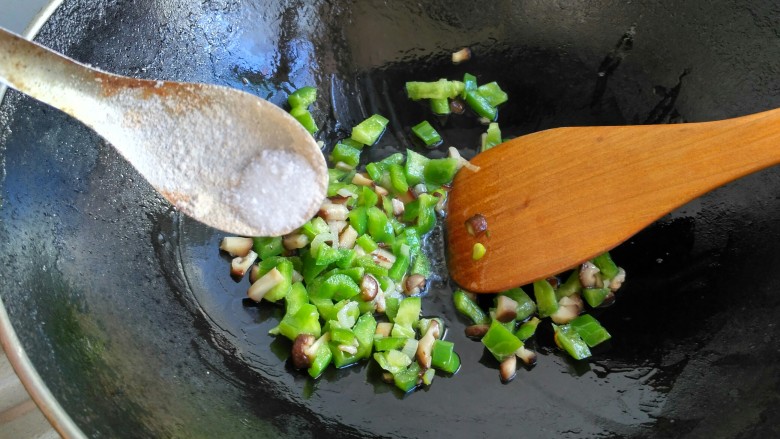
0, 27, 327, 237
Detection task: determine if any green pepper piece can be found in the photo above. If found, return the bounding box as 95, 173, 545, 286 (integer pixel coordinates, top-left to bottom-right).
354, 254, 388, 277
393, 361, 422, 393
385, 296, 401, 322
429, 98, 450, 115
331, 142, 361, 168
414, 194, 438, 235
410, 251, 431, 277
431, 340, 460, 373
353, 313, 377, 358
357, 185, 379, 208
380, 153, 405, 166
556, 269, 582, 300
500, 287, 536, 321
515, 317, 541, 341
482, 320, 523, 362
334, 249, 357, 270
288, 86, 317, 108
464, 90, 497, 121
355, 234, 378, 253
388, 244, 411, 282
348, 205, 369, 235
374, 349, 411, 375
423, 158, 459, 185
328, 266, 364, 283
592, 252, 619, 279
309, 296, 335, 321
411, 120, 442, 146
583, 287, 611, 308
302, 251, 328, 284
277, 303, 321, 341
402, 198, 421, 222
374, 336, 408, 352
289, 106, 318, 134
404, 149, 430, 186
391, 296, 421, 338
481, 122, 502, 152
553, 324, 592, 360
405, 79, 464, 100
350, 114, 389, 146
330, 327, 357, 346
320, 273, 360, 301
314, 243, 341, 267
453, 289, 490, 325
253, 236, 283, 260
308, 336, 333, 379
367, 206, 394, 243
388, 163, 410, 195
285, 282, 309, 315
334, 300, 360, 329
461, 73, 478, 99
570, 314, 612, 347
301, 217, 329, 240
534, 279, 559, 318
476, 81, 508, 107
264, 258, 293, 302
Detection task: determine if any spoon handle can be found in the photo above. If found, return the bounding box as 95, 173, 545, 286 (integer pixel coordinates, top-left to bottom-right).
0, 27, 103, 118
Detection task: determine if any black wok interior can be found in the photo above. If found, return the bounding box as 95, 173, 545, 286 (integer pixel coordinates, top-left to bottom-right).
1, 0, 779, 437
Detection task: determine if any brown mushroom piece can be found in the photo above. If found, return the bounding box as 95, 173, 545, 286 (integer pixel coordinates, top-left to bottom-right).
230, 250, 258, 278
465, 324, 490, 339
318, 201, 349, 221
290, 332, 331, 370
515, 346, 538, 367
283, 233, 309, 250
247, 267, 285, 302
360, 274, 380, 301
219, 236, 254, 257
550, 294, 584, 324
579, 261, 602, 288
609, 267, 626, 292
403, 274, 426, 296
416, 326, 437, 369
495, 295, 519, 323
499, 355, 517, 383
465, 213, 488, 237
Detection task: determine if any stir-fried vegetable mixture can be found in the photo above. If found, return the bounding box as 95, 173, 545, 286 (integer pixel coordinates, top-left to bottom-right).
220, 55, 628, 392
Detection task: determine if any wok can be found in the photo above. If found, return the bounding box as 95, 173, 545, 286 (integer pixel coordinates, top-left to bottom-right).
1, 0, 779, 437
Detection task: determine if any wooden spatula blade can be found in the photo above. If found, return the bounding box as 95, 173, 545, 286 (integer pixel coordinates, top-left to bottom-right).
447, 109, 780, 292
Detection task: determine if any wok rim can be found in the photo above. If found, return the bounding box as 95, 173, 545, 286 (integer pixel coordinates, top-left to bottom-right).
0, 1, 85, 437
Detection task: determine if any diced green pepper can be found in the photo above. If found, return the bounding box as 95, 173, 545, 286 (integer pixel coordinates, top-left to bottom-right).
404, 149, 430, 186
308, 337, 333, 379
410, 251, 431, 277
288, 86, 317, 108
374, 349, 412, 375
481, 122, 502, 152
476, 82, 508, 107
411, 120, 442, 146
320, 273, 360, 301
388, 244, 411, 282
453, 289, 490, 325
348, 205, 368, 235
393, 362, 422, 393
482, 320, 523, 362
289, 106, 318, 134
301, 217, 329, 240
570, 314, 612, 347
583, 287, 611, 308
592, 252, 619, 280
284, 282, 309, 315
350, 114, 389, 146
423, 158, 459, 185
253, 236, 283, 260
355, 234, 378, 253
556, 269, 582, 300
534, 279, 559, 318
465, 90, 497, 121
331, 142, 361, 168
367, 206, 394, 243
264, 258, 293, 302
553, 324, 592, 360
277, 303, 321, 341
374, 336, 408, 352
429, 98, 450, 115
461, 73, 477, 99
405, 79, 464, 100
388, 163, 410, 195
357, 185, 379, 208
515, 317, 541, 341
431, 340, 460, 373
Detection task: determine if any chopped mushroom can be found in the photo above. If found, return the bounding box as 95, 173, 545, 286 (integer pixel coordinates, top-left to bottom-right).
403, 274, 426, 296
416, 323, 438, 369
371, 248, 397, 269
334, 161, 354, 171
360, 274, 380, 301
231, 250, 258, 278
338, 344, 358, 355
448, 147, 480, 172
550, 294, 584, 324
318, 202, 349, 221
375, 322, 393, 338
290, 332, 331, 369
247, 268, 285, 302
373, 185, 389, 197
413, 183, 428, 196
327, 220, 348, 240
495, 295, 519, 323
449, 99, 465, 114
339, 225, 359, 249
465, 214, 488, 237
351, 172, 374, 186
219, 236, 254, 257
499, 355, 517, 383
465, 324, 490, 339
374, 288, 387, 313
579, 262, 602, 288
515, 346, 538, 366
283, 233, 309, 250
452, 47, 472, 64
391, 198, 405, 216
610, 267, 626, 292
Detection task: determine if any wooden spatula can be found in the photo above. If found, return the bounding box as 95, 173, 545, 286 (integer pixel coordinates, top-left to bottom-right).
447, 108, 780, 293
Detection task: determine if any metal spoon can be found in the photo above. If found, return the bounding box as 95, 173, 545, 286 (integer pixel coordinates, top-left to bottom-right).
447, 108, 780, 292
0, 27, 327, 237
